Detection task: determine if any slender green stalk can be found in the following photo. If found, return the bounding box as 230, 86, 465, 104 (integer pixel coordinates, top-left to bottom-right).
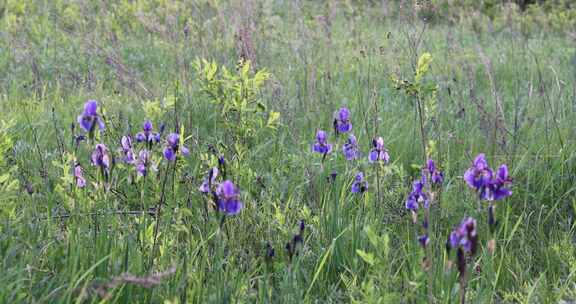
149, 159, 175, 270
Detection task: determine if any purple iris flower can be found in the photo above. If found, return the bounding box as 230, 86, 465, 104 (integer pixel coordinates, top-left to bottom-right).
368, 137, 390, 163
482, 165, 512, 201
464, 154, 512, 201
333, 107, 352, 134
286, 220, 306, 262
216, 180, 243, 215
135, 120, 161, 145
199, 167, 219, 194
74, 135, 86, 149
426, 159, 444, 185
312, 130, 332, 154
406, 179, 428, 210
91, 144, 110, 171
418, 234, 429, 248
328, 170, 338, 183
342, 134, 360, 160
448, 217, 478, 255
163, 133, 190, 161
74, 164, 86, 188
134, 150, 152, 177
447, 217, 479, 280
464, 154, 493, 191
449, 230, 460, 249
77, 100, 105, 133
120, 135, 135, 163
265, 242, 275, 260
351, 172, 368, 193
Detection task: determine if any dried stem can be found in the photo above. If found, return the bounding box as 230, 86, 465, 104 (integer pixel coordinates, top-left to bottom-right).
459, 273, 468, 304
32, 210, 153, 221
93, 266, 176, 300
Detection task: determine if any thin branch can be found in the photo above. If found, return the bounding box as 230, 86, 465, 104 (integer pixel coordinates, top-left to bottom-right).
93, 266, 177, 300
32, 210, 154, 221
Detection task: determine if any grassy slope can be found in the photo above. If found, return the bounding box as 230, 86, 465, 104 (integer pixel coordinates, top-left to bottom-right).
1, 1, 575, 303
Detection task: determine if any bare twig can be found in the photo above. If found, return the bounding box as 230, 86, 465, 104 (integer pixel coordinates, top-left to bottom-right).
93, 266, 176, 299
32, 210, 154, 222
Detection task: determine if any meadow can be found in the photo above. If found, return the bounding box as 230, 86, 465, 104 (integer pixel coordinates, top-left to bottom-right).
1, 1, 576, 303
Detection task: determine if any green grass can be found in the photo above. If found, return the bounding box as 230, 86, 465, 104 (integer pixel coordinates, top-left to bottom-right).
1, 1, 576, 303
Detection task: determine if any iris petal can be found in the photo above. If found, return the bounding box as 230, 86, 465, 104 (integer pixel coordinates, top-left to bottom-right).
163, 148, 175, 161
368, 150, 378, 162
